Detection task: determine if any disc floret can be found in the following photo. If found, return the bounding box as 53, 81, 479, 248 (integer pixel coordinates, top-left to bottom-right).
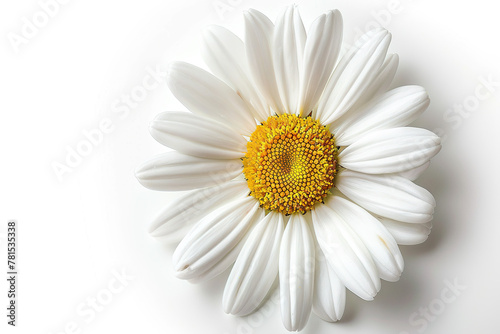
243, 114, 337, 215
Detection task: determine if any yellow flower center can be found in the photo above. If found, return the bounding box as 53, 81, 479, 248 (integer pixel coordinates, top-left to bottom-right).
243, 114, 337, 215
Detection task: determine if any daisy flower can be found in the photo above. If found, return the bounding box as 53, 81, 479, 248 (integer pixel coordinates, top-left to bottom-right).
136, 6, 441, 331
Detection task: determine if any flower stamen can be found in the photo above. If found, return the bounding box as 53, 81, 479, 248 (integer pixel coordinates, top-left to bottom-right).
243, 114, 337, 215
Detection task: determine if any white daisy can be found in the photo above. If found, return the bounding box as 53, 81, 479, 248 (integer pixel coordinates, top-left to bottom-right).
136, 6, 441, 331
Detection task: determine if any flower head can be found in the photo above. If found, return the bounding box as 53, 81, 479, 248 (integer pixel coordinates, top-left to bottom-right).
136, 6, 440, 331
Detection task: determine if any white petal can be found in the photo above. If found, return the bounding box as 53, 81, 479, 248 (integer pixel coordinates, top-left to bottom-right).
279, 214, 315, 331
187, 213, 262, 283
348, 53, 399, 111
316, 29, 391, 125
335, 85, 430, 146
223, 212, 284, 315
273, 5, 306, 114
187, 207, 265, 284
135, 151, 242, 191
336, 170, 436, 224
338, 127, 441, 174
312, 204, 380, 301
172, 196, 261, 280
148, 180, 249, 237
150, 111, 247, 159
330, 53, 398, 134
167, 61, 256, 135
244, 9, 284, 114
397, 161, 430, 181
312, 240, 346, 322
201, 25, 270, 121
326, 196, 404, 282
365, 53, 399, 98
299, 10, 343, 116
379, 217, 432, 245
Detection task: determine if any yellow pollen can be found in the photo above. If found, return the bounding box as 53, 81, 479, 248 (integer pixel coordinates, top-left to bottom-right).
243, 114, 338, 215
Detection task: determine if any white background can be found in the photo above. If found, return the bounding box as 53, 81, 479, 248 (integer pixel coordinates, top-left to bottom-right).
1, 0, 499, 333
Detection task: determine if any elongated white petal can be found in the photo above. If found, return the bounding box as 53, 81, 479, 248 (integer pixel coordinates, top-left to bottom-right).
335, 85, 430, 146
201, 25, 270, 121
244, 9, 283, 114
135, 151, 242, 191
167, 61, 256, 135
299, 10, 343, 116
366, 53, 399, 98
339, 127, 441, 174
316, 29, 391, 125
223, 212, 284, 315
397, 161, 430, 181
379, 217, 432, 245
150, 112, 247, 159
279, 214, 315, 331
273, 5, 306, 114
149, 180, 249, 237
188, 208, 265, 283
336, 170, 436, 224
172, 196, 261, 280
187, 210, 263, 283
312, 204, 380, 300
313, 240, 345, 322
348, 53, 399, 111
326, 196, 404, 282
